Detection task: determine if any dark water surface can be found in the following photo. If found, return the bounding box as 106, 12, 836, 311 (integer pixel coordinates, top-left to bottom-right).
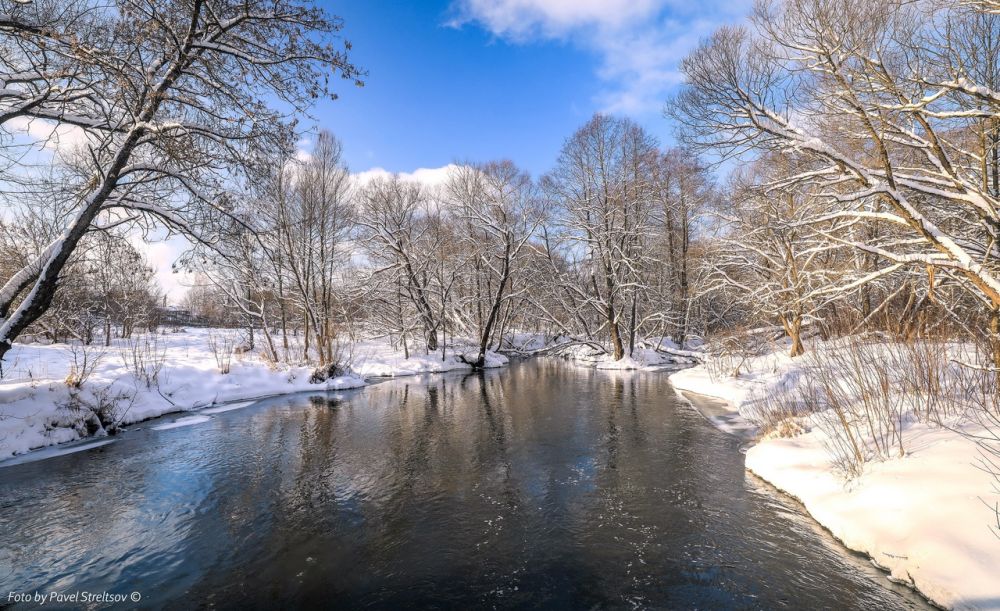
0, 360, 931, 609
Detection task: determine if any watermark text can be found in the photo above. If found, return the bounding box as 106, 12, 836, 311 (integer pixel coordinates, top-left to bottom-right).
7, 591, 141, 605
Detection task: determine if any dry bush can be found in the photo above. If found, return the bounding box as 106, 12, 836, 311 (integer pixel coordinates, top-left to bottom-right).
64, 342, 106, 389
119, 332, 166, 389
257, 343, 281, 371
949, 350, 1000, 537
705, 329, 773, 379
749, 338, 963, 479
63, 383, 135, 435
309, 338, 357, 383
88, 385, 136, 433
800, 337, 1000, 483
275, 331, 311, 366
950, 343, 1000, 417
331, 337, 355, 370
884, 339, 965, 422
898, 341, 947, 420
808, 338, 907, 464
744, 385, 815, 439
207, 329, 236, 374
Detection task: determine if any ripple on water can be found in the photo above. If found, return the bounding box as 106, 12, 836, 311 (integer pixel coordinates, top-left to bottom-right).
0, 362, 934, 609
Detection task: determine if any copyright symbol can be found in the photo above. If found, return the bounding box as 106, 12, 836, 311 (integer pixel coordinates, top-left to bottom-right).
131, 592, 141, 602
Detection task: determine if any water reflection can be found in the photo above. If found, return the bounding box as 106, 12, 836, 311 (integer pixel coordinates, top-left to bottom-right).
0, 361, 930, 609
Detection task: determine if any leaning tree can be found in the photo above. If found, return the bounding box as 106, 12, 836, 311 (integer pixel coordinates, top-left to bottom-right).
0, 0, 362, 362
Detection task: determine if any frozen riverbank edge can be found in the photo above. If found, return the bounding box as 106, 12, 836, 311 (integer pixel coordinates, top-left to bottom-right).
669, 357, 1000, 611
0, 328, 509, 464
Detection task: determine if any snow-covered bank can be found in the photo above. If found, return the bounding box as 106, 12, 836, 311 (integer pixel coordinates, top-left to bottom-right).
669, 340, 1000, 610
748, 421, 999, 610
501, 332, 700, 370
350, 341, 507, 377
669, 346, 792, 412
0, 328, 507, 461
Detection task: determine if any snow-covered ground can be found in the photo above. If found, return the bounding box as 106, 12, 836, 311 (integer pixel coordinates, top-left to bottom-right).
0, 328, 507, 461
501, 332, 700, 370
670, 338, 1000, 610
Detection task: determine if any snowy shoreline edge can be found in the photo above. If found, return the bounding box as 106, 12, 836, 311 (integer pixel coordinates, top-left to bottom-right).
0, 331, 511, 465
669, 374, 959, 611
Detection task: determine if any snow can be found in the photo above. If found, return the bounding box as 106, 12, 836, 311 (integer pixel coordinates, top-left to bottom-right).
747, 421, 1000, 610
593, 350, 670, 370
500, 331, 558, 353
672, 365, 756, 408
0, 439, 116, 468
500, 332, 699, 370
349, 339, 508, 377
200, 401, 256, 415
669, 346, 792, 411
678, 391, 757, 440
150, 415, 212, 430
669, 339, 1000, 610
0, 328, 508, 462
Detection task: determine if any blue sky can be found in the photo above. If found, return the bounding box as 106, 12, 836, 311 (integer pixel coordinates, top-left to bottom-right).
311, 0, 750, 177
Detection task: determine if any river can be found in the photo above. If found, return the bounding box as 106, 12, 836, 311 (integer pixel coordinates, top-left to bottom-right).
0, 359, 931, 609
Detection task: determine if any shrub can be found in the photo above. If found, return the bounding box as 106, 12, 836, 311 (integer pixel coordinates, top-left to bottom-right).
207, 330, 236, 374
119, 332, 166, 389
64, 342, 105, 389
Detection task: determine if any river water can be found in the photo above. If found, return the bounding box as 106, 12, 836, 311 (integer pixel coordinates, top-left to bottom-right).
0, 360, 931, 609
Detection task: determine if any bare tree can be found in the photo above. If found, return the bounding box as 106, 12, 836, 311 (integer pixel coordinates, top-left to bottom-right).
706, 161, 847, 356
670, 0, 1000, 363
447, 161, 540, 367
649, 149, 714, 346
0, 0, 362, 363
358, 176, 443, 352
543, 114, 658, 360
272, 131, 355, 364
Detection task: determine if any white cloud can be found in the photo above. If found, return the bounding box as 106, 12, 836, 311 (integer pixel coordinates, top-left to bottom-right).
353, 164, 458, 188
448, 0, 663, 39
130, 234, 194, 305
5, 116, 90, 153
450, 0, 751, 115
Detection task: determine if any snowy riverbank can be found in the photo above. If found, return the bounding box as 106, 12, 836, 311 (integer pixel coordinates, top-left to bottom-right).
0, 328, 507, 461
670, 340, 1000, 611
501, 332, 701, 370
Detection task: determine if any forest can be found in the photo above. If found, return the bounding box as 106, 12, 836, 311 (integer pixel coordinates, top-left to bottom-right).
2, 1, 998, 373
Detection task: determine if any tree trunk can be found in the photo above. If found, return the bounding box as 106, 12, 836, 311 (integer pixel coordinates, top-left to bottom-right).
608, 311, 625, 361
782, 314, 805, 357
425, 327, 439, 352
0, 38, 197, 363
990, 307, 1000, 374
303, 314, 311, 362
473, 252, 511, 369
628, 294, 637, 358
602, 259, 625, 361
